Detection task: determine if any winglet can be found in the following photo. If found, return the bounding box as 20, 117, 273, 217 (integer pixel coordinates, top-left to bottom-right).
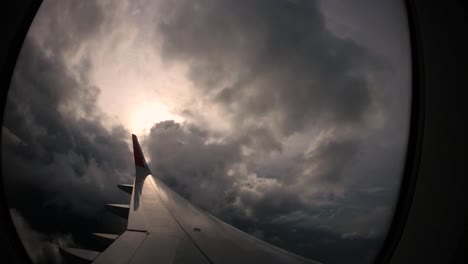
132, 134, 147, 168
132, 134, 151, 179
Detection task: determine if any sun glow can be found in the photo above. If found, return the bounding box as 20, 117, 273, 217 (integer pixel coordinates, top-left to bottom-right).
129, 101, 184, 135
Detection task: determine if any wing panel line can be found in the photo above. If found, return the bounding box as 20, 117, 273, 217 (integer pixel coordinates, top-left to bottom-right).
147, 176, 215, 264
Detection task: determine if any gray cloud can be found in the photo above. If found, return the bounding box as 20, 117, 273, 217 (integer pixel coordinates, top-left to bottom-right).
10, 209, 73, 264
156, 0, 375, 135
2, 1, 131, 261
143, 121, 393, 264
144, 120, 390, 237
143, 119, 399, 263
32, 1, 107, 55
144, 120, 241, 211
3, 32, 132, 213
139, 1, 408, 262
2, 1, 410, 264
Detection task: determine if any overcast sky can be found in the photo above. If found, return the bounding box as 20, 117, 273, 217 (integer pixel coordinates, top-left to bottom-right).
2, 1, 410, 263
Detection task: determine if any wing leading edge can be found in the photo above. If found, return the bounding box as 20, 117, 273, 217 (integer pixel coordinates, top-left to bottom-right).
63, 134, 321, 264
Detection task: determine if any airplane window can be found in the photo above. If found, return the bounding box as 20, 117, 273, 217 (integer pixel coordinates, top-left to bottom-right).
2, 1, 411, 263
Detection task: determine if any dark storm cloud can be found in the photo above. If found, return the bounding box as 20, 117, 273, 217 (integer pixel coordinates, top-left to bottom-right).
302, 136, 359, 183
145, 120, 310, 244
144, 120, 241, 211
144, 120, 301, 217
3, 1, 131, 205
32, 1, 107, 54
144, 120, 391, 264
156, 0, 375, 134
9, 209, 74, 264
150, 0, 385, 228
2, 1, 409, 264
2, 1, 132, 263
143, 2, 404, 262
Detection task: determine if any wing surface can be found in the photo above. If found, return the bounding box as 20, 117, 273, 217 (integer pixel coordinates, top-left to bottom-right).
64, 134, 321, 264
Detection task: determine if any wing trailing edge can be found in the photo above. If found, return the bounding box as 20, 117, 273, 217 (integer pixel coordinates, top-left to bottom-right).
105, 204, 130, 219
117, 184, 134, 194
59, 247, 100, 263
91, 233, 119, 241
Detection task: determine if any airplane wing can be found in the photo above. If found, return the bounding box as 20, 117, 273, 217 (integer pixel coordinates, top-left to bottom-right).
60, 134, 321, 264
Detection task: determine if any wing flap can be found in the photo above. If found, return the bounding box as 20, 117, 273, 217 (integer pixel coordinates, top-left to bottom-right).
118, 184, 134, 194
92, 231, 147, 264
92, 233, 119, 241
105, 204, 130, 219
59, 247, 100, 263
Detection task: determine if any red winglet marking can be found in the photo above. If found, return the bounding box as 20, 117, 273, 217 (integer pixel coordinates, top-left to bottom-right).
132, 134, 146, 168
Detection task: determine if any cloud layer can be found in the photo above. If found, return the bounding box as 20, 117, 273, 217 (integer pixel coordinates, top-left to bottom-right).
156, 0, 378, 134
3, 2, 132, 262
2, 1, 410, 264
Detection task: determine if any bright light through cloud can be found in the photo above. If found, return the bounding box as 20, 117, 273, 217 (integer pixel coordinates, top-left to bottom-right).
129, 101, 184, 135
3, 1, 411, 264
87, 26, 193, 137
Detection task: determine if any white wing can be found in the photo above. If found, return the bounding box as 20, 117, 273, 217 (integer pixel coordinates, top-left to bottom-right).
60, 134, 321, 264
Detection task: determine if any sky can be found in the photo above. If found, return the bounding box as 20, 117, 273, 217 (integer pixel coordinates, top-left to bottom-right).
1, 0, 411, 263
